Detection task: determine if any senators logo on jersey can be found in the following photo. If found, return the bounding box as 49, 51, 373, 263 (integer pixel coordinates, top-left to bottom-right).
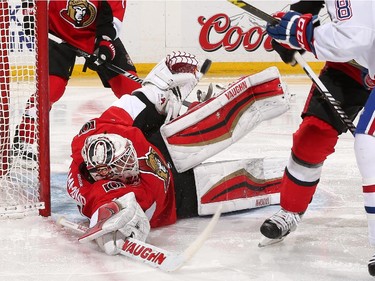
139, 148, 170, 192
60, 0, 97, 28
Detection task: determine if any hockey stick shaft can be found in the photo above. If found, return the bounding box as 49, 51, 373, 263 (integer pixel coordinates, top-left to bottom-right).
49, 33, 211, 85
57, 205, 221, 272
227, 0, 356, 136
293, 52, 356, 135
49, 34, 213, 108
48, 33, 143, 84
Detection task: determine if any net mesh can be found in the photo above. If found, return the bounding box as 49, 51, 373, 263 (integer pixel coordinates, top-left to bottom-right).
0, 0, 44, 218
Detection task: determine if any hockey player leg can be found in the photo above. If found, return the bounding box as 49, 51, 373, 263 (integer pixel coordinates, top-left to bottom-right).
193, 157, 286, 215
161, 66, 290, 172
355, 134, 375, 276
260, 116, 338, 243
12, 75, 67, 169
79, 192, 150, 255
108, 72, 142, 98
354, 97, 375, 276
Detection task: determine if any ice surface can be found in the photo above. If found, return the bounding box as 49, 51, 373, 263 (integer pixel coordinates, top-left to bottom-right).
0, 75, 372, 281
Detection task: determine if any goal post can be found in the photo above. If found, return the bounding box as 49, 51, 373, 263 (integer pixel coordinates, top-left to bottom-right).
0, 0, 50, 218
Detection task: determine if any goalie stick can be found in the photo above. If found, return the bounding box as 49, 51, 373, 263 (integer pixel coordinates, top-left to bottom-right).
227, 0, 356, 136
57, 205, 221, 272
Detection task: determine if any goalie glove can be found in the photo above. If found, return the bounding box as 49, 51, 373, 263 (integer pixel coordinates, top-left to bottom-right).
79, 192, 150, 255
139, 51, 201, 118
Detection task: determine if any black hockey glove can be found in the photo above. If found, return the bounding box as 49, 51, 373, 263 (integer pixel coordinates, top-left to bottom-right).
22, 0, 35, 37
271, 39, 305, 66
85, 36, 116, 71
94, 36, 116, 63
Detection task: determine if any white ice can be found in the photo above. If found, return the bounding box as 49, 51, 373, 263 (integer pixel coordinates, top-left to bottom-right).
0, 75, 372, 281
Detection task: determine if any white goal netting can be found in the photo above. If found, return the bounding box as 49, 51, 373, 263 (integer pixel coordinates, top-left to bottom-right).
0, 0, 49, 218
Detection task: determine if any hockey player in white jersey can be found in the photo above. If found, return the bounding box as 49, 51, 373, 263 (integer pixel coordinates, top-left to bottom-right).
263, 0, 375, 277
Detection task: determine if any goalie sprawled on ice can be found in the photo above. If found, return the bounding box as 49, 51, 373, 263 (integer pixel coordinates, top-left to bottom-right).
66, 51, 291, 255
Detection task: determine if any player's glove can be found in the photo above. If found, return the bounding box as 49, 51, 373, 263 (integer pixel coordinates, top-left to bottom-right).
78, 192, 150, 255
363, 71, 375, 90
85, 36, 116, 71
266, 11, 319, 53
271, 39, 306, 66
86, 36, 116, 68
22, 0, 35, 37
93, 36, 116, 64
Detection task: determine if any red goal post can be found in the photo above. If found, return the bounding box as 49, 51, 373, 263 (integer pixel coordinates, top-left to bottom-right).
0, 0, 50, 218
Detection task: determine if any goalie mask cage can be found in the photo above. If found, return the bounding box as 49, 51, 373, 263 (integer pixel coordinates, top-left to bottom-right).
0, 0, 50, 218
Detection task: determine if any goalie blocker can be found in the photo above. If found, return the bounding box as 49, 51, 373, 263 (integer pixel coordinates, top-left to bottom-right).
161, 66, 290, 215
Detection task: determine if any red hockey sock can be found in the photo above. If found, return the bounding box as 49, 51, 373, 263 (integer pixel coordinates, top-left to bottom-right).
108, 72, 142, 98
280, 170, 318, 212
280, 116, 339, 212
49, 75, 68, 105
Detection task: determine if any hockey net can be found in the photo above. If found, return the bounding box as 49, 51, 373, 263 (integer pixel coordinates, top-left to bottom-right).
0, 0, 50, 218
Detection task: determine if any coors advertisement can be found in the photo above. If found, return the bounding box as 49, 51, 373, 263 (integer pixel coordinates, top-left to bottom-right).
198, 12, 273, 53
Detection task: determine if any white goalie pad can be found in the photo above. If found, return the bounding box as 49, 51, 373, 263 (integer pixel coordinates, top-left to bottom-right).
160, 66, 290, 172
194, 157, 287, 216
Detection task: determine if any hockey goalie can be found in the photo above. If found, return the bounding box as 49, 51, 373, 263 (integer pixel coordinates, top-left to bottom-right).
66, 51, 291, 255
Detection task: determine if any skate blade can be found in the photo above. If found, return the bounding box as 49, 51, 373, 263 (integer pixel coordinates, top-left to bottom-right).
258, 236, 284, 248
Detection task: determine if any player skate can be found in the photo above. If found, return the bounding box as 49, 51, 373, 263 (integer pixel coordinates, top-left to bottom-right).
11, 122, 38, 170
368, 254, 375, 276
259, 208, 302, 246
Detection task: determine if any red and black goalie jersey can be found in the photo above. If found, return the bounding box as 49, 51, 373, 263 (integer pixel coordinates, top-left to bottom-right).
67, 105, 177, 228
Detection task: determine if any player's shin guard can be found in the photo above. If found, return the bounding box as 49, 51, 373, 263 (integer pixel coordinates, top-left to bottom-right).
193, 157, 286, 215
161, 67, 290, 172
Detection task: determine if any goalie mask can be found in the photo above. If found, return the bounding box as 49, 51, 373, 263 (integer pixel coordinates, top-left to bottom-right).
82, 134, 139, 184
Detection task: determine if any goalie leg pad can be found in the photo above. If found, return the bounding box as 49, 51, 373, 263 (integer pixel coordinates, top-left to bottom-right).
194, 157, 287, 216
161, 67, 290, 172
